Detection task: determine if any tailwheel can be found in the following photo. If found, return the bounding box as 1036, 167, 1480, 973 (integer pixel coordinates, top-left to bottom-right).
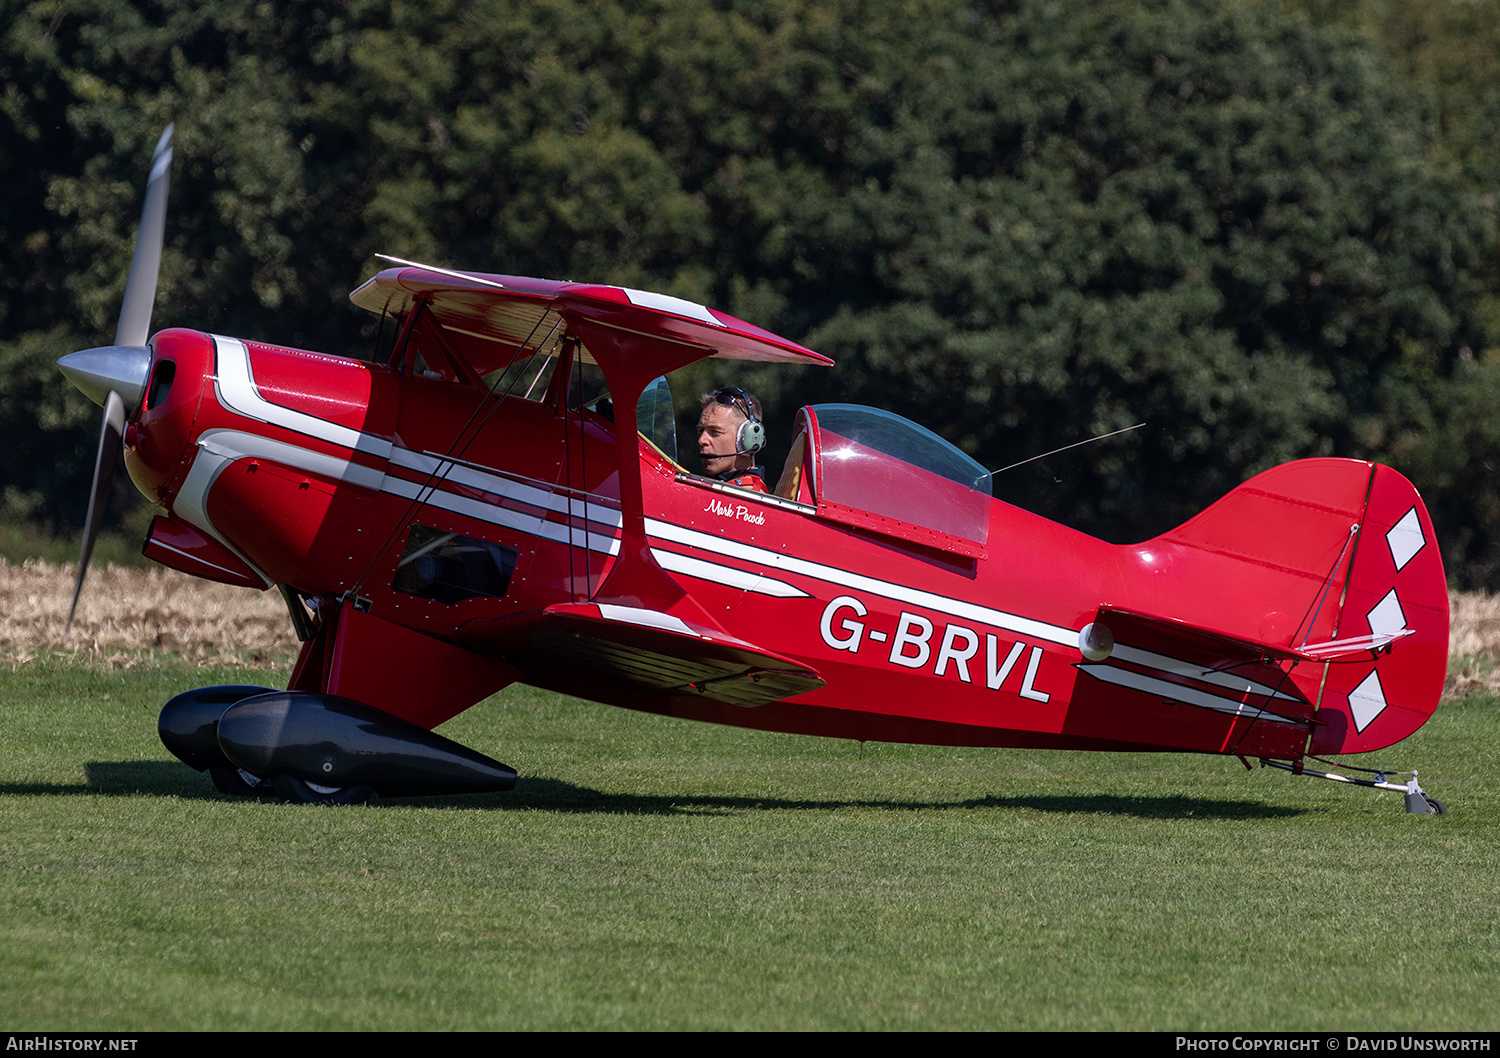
1407, 791, 1446, 815
209, 764, 269, 798
271, 774, 375, 806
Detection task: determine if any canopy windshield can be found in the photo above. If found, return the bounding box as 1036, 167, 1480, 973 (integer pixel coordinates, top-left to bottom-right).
805, 404, 991, 555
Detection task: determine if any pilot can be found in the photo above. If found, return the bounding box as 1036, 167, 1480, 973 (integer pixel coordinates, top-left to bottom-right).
697, 386, 769, 493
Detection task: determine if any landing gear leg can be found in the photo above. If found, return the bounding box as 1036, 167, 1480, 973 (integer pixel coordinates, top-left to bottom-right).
1403, 771, 1446, 815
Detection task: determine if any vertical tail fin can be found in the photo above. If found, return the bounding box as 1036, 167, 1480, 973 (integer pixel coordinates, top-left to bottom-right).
1134, 459, 1448, 756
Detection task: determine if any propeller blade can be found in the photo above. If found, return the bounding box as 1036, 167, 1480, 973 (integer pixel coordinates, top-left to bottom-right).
114, 124, 173, 349
67, 390, 127, 632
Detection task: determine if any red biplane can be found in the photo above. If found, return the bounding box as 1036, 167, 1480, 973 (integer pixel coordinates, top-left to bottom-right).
59, 126, 1449, 809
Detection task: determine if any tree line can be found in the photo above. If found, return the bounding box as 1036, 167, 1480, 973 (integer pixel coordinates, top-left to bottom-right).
5, 0, 1500, 584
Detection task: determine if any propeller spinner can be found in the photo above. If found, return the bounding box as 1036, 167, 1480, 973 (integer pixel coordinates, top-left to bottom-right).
58, 123, 174, 630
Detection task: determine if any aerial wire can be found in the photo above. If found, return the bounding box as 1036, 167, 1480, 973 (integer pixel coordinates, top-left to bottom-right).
990, 423, 1144, 476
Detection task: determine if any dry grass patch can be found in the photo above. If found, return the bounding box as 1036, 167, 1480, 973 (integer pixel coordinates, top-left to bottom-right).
1446, 590, 1500, 698
0, 558, 297, 668
6, 559, 1500, 695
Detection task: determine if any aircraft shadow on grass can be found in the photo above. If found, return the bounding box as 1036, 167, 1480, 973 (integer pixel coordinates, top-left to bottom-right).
2, 763, 1310, 820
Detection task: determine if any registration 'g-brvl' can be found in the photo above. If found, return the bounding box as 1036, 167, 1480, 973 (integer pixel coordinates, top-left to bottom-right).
59, 125, 1450, 810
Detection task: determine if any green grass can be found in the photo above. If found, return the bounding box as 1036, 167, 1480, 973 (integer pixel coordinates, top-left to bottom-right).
2, 657, 1497, 1029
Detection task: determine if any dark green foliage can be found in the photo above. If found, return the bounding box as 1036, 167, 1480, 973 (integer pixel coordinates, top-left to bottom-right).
1282, 0, 1500, 583
2, 0, 1496, 579
0, 328, 98, 528
747, 1, 1486, 541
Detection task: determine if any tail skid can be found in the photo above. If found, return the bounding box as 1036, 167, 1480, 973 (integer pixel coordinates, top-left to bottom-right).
1258, 757, 1446, 814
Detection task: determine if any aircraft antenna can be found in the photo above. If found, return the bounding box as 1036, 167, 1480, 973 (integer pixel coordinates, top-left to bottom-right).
989, 422, 1144, 476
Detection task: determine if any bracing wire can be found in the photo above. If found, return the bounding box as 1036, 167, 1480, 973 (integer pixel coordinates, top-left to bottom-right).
346, 312, 565, 600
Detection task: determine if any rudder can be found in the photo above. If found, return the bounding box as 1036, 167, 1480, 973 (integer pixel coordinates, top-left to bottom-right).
1306, 463, 1448, 754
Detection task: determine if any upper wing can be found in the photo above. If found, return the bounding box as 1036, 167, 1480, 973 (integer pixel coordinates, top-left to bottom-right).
349, 258, 832, 377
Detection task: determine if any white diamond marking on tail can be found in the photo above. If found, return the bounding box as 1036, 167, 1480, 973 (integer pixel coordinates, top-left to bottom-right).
1348, 669, 1388, 733
1386, 506, 1425, 572
1366, 589, 1407, 638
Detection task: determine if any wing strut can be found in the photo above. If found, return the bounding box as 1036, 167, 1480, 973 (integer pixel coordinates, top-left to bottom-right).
558, 336, 597, 603
562, 313, 706, 611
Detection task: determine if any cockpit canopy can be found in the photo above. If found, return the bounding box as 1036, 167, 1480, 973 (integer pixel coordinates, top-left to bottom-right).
784, 404, 991, 557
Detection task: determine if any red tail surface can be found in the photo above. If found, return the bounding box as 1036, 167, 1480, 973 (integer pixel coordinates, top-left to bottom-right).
1137, 459, 1448, 756
1304, 464, 1448, 753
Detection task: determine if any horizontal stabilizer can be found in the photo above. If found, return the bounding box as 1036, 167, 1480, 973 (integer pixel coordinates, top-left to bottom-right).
461, 602, 825, 708
1295, 628, 1414, 660
1071, 607, 1315, 758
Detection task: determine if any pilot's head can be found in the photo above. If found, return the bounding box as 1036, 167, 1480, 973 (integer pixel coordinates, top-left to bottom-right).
697, 387, 764, 478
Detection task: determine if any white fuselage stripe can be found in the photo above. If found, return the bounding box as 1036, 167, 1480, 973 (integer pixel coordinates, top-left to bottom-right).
653, 551, 808, 598
1077, 664, 1302, 725
1109, 643, 1300, 702
172, 442, 275, 587
389, 448, 624, 528
381, 474, 624, 555
644, 517, 1079, 647
212, 335, 393, 458
198, 429, 387, 490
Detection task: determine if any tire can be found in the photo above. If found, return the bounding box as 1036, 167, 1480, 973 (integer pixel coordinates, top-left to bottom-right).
271, 773, 374, 805
209, 764, 267, 798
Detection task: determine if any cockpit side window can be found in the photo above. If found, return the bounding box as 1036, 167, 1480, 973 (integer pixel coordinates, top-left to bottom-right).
636, 375, 677, 464
774, 412, 810, 502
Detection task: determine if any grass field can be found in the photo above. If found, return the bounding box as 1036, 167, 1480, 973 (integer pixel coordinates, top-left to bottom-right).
3, 640, 1498, 1029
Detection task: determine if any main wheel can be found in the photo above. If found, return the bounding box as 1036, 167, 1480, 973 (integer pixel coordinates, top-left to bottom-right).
271, 773, 374, 805
209, 764, 268, 798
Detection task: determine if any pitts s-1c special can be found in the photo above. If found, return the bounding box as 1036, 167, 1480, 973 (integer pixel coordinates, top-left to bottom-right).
59, 126, 1449, 809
